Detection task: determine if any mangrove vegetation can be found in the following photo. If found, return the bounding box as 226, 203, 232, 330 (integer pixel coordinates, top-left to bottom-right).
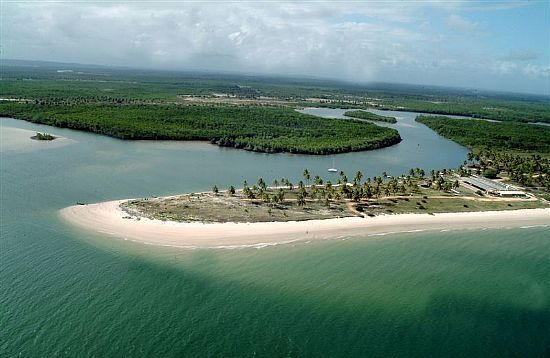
416, 115, 550, 154
0, 102, 401, 154
344, 110, 397, 123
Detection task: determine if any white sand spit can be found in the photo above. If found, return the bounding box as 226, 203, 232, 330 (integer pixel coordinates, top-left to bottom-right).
59, 200, 550, 249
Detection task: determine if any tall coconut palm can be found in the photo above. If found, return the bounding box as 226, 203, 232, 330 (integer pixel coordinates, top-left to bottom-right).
257, 178, 266, 190
314, 175, 323, 186
297, 193, 306, 207
354, 171, 363, 185
303, 169, 311, 185
277, 189, 285, 203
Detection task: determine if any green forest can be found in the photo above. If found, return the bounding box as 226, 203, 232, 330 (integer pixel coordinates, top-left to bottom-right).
2, 60, 549, 123
0, 102, 401, 154
343, 110, 397, 123
415, 115, 550, 154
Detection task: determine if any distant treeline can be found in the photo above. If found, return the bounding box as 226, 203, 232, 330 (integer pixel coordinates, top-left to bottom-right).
1, 63, 549, 124
0, 102, 401, 154
381, 100, 550, 123
344, 110, 397, 123
416, 115, 550, 154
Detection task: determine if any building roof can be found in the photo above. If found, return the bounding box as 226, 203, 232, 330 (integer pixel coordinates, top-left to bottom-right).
461, 175, 515, 192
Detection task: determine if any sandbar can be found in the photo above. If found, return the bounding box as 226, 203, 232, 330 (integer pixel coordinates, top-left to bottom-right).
59, 200, 550, 249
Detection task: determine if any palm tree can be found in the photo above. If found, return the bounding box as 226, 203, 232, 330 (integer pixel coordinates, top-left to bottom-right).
373, 185, 381, 198
277, 189, 285, 203
299, 186, 308, 198
364, 184, 373, 199
311, 185, 318, 199
351, 187, 362, 202
297, 193, 306, 207
287, 180, 294, 191
212, 185, 218, 194
314, 175, 323, 186
257, 178, 266, 190
303, 169, 311, 185
272, 179, 279, 188
354, 171, 363, 185
228, 185, 236, 196
244, 187, 255, 199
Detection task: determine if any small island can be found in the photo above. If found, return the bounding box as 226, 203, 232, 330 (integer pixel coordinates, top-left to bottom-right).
30, 132, 56, 141
344, 110, 397, 123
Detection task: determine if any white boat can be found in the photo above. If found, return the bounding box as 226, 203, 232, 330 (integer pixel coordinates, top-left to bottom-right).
328, 158, 338, 172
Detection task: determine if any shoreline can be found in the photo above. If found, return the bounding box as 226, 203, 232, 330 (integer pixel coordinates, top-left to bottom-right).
59, 200, 550, 249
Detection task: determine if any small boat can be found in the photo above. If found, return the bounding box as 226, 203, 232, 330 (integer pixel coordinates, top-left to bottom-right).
328, 158, 338, 172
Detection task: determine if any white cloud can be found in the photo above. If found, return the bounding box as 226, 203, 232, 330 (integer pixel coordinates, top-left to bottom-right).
1, 1, 548, 94
3, 2, 427, 79
447, 14, 484, 33
523, 64, 550, 78
494, 60, 518, 75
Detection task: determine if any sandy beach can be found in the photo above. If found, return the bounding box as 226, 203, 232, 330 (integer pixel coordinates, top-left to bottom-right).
59, 200, 550, 248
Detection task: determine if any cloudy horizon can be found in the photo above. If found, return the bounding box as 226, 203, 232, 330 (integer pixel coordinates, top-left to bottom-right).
2, 1, 549, 95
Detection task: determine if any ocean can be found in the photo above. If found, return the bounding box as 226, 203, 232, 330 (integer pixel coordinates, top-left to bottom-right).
1, 115, 548, 357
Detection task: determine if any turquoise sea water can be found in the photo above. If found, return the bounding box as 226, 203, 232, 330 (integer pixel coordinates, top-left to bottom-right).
1, 114, 549, 357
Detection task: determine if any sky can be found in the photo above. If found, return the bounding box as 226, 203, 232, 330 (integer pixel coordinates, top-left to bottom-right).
2, 1, 549, 95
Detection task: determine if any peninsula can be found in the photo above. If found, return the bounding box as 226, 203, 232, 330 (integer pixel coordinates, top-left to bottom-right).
60, 167, 550, 248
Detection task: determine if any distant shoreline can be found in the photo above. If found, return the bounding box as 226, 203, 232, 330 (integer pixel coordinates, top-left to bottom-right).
59, 200, 550, 249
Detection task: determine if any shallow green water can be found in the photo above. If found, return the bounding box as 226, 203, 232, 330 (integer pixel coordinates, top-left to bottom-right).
1, 116, 549, 357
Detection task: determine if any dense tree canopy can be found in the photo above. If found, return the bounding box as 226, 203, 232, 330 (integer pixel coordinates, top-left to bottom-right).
416, 115, 550, 154
0, 102, 401, 154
